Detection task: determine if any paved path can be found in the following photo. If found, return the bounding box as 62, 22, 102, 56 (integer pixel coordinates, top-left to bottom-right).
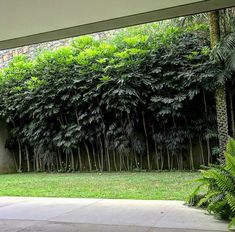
0, 197, 228, 232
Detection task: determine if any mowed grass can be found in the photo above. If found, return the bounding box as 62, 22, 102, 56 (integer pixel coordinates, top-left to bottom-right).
0, 172, 199, 200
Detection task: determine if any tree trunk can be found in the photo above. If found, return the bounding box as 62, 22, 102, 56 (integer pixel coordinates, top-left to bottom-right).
199, 137, 205, 166
119, 153, 122, 171
167, 148, 171, 170
208, 11, 221, 47
25, 146, 30, 172
229, 92, 235, 137
134, 151, 138, 169
91, 142, 98, 171
105, 140, 111, 172
202, 89, 212, 164
71, 152, 75, 171
35, 150, 39, 172
77, 148, 83, 172
65, 152, 68, 170
179, 152, 183, 170
152, 126, 159, 170
215, 85, 229, 161
142, 111, 150, 170
17, 140, 22, 172
84, 142, 92, 171
206, 137, 212, 165
113, 150, 118, 171
99, 137, 104, 171
55, 153, 59, 171
12, 151, 18, 171
58, 149, 63, 171
208, 11, 229, 161
189, 138, 194, 170
160, 147, 164, 170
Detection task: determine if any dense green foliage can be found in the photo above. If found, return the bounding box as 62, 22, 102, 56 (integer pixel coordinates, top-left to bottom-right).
188, 138, 235, 229
0, 23, 229, 172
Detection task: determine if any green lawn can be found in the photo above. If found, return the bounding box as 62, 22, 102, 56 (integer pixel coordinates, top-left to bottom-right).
0, 172, 199, 200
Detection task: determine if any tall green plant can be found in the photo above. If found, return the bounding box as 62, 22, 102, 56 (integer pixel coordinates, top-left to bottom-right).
188, 137, 235, 229
0, 23, 220, 172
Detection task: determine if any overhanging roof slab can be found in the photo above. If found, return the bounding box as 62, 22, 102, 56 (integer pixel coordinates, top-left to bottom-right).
0, 0, 235, 50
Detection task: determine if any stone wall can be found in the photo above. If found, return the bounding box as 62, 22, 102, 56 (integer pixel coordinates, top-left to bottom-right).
0, 31, 113, 69
0, 122, 15, 173
0, 38, 73, 69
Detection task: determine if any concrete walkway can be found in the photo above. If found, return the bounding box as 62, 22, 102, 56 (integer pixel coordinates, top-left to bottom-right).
0, 197, 228, 232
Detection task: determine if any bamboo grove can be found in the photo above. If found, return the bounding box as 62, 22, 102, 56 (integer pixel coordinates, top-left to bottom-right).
0, 21, 235, 172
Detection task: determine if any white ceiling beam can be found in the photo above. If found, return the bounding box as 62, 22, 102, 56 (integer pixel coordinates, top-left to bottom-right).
0, 0, 235, 50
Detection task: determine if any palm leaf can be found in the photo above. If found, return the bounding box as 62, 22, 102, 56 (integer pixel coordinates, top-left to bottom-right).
228, 216, 235, 229
197, 191, 221, 207
225, 152, 235, 176
226, 193, 235, 212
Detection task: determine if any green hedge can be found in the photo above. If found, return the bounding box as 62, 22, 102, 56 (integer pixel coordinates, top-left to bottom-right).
0, 23, 220, 172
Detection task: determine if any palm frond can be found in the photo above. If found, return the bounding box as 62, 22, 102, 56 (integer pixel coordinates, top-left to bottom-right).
226, 193, 235, 212
188, 138, 235, 229
229, 216, 235, 229
197, 191, 221, 207
212, 32, 235, 69
225, 152, 235, 176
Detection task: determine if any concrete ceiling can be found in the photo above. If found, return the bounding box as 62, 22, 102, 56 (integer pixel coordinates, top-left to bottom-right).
0, 0, 235, 50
